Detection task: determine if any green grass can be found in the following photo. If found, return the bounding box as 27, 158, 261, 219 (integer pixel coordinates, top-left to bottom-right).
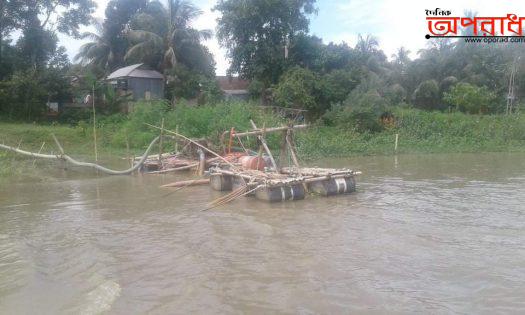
2, 103, 525, 180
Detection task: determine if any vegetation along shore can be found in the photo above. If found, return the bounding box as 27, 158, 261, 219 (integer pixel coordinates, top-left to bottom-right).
2, 101, 525, 180
2, 0, 525, 179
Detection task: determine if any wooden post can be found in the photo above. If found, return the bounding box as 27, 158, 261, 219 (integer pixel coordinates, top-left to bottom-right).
158, 118, 164, 165
126, 137, 132, 168
250, 120, 278, 171
394, 133, 399, 153
92, 83, 98, 163
175, 125, 179, 153
285, 129, 308, 192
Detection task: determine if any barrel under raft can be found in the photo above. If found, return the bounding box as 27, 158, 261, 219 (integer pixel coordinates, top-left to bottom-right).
255, 184, 305, 202
210, 174, 233, 191
308, 176, 356, 196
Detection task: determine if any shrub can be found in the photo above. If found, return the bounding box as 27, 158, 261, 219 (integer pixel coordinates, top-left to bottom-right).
198, 78, 224, 105
413, 79, 441, 110
440, 76, 458, 93
384, 83, 406, 105
323, 73, 391, 132
110, 100, 283, 148
443, 82, 497, 114
248, 79, 265, 99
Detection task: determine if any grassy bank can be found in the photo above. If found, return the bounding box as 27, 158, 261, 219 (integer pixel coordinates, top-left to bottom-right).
297, 109, 525, 158
2, 102, 525, 179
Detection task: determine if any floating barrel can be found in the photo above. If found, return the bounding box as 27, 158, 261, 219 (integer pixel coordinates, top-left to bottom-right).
308, 176, 356, 196
255, 184, 305, 202
239, 156, 266, 170
210, 174, 233, 191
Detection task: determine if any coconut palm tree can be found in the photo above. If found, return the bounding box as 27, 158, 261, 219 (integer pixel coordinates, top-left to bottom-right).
74, 19, 116, 71
392, 47, 411, 67
355, 34, 379, 55
124, 0, 211, 74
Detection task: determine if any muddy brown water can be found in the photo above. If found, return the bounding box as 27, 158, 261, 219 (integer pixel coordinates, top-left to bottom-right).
1, 153, 525, 314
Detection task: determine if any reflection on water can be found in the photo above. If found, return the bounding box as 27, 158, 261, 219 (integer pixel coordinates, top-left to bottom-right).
1, 152, 525, 313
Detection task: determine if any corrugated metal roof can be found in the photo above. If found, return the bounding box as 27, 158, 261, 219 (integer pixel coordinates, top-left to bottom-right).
106, 63, 164, 80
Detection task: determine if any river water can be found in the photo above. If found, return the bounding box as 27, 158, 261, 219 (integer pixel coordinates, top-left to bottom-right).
1, 152, 525, 314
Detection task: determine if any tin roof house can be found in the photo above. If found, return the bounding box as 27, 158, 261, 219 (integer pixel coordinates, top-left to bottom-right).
216, 76, 250, 100
106, 64, 165, 101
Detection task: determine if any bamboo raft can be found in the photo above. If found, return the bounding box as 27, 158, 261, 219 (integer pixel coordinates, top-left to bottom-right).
208, 166, 360, 202
203, 121, 361, 204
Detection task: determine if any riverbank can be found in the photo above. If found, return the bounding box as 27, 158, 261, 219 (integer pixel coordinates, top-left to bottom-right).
2, 103, 525, 179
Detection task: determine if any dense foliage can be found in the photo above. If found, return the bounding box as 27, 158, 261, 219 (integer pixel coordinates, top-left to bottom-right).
1, 0, 525, 136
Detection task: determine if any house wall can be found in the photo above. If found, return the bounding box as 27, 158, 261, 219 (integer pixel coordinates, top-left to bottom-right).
224, 90, 250, 101
128, 78, 165, 100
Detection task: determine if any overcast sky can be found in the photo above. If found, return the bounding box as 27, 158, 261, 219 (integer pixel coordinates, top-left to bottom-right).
57, 0, 525, 75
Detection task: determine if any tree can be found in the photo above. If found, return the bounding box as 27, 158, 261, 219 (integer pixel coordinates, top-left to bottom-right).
320, 69, 359, 105
0, 68, 71, 120
125, 0, 211, 74
75, 19, 116, 71
215, 0, 316, 85
0, 0, 21, 78
6, 0, 96, 69
274, 66, 319, 112
392, 47, 411, 68
103, 0, 148, 69
355, 34, 379, 56
288, 34, 324, 72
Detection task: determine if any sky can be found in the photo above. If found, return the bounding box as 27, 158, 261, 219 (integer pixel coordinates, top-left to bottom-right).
57, 0, 525, 75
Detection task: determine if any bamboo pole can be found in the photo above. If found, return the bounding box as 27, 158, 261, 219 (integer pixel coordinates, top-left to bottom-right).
250, 120, 277, 171
175, 125, 179, 153
394, 133, 399, 152
92, 83, 98, 163
125, 137, 132, 168
32, 141, 45, 167
197, 148, 206, 176
161, 178, 210, 188
285, 129, 308, 191
148, 163, 199, 174
285, 131, 300, 168
145, 123, 236, 168
279, 130, 288, 169
158, 118, 164, 165
233, 124, 308, 137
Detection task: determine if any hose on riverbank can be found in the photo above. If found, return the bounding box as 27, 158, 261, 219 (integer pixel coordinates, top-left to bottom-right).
0, 135, 168, 175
